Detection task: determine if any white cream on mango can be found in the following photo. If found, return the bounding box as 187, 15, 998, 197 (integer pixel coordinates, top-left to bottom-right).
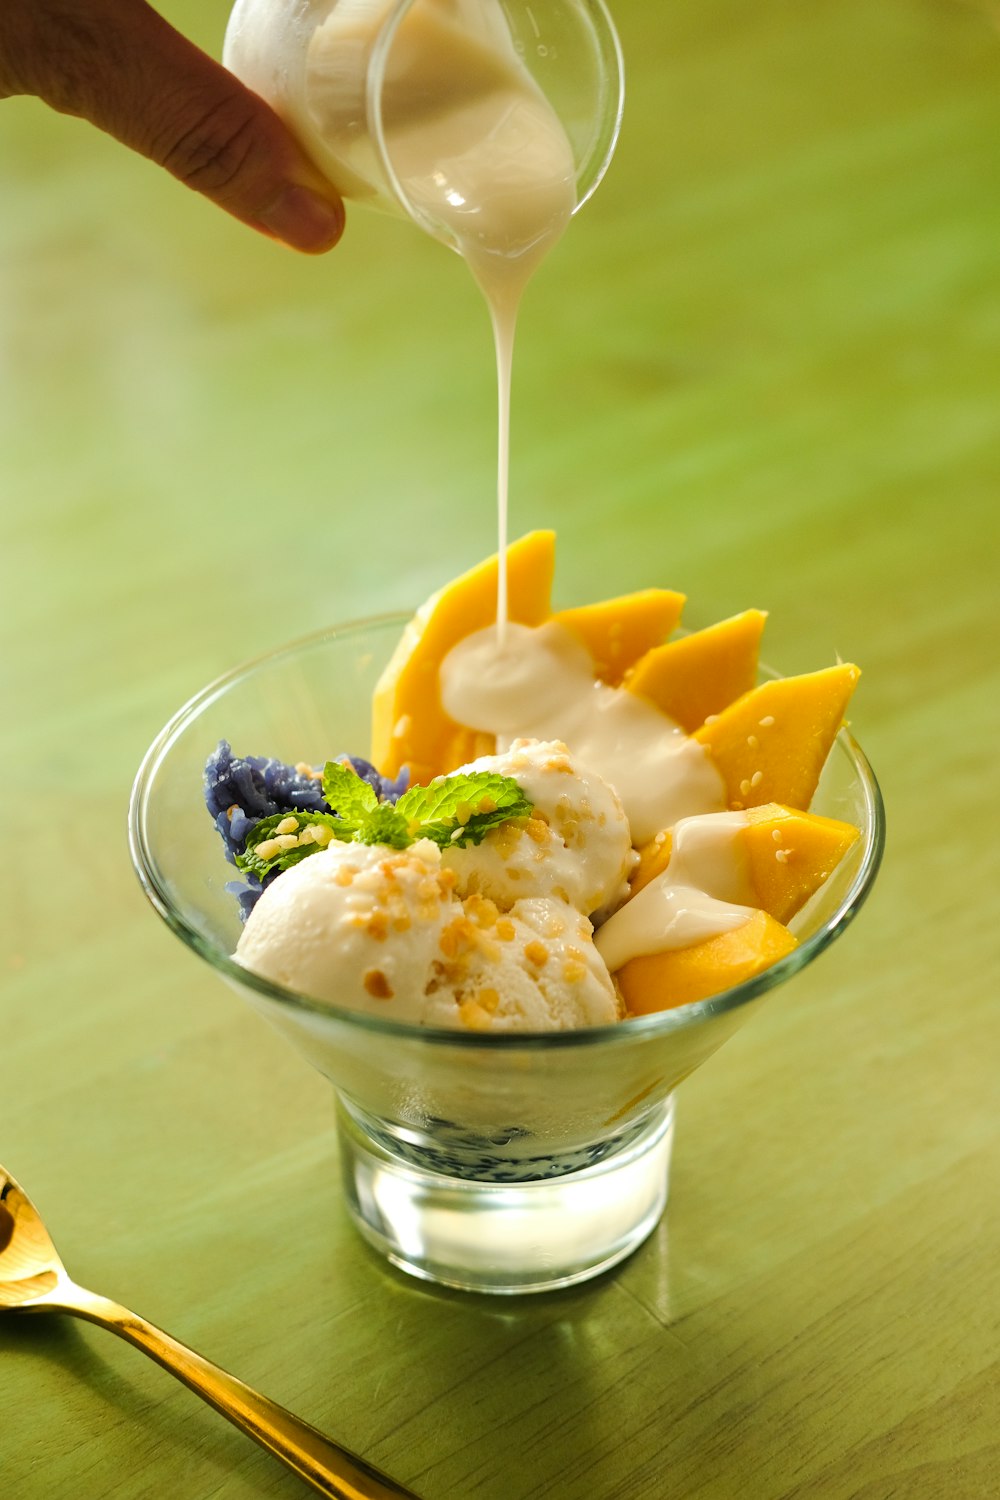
439, 621, 728, 846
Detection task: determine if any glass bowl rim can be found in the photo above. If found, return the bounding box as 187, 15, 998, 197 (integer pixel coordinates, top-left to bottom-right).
128, 611, 886, 1054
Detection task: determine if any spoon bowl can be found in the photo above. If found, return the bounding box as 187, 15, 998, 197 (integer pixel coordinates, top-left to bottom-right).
0, 1173, 63, 1308
0, 1166, 419, 1499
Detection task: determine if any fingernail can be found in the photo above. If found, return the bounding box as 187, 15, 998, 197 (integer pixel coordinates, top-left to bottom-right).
256, 184, 345, 252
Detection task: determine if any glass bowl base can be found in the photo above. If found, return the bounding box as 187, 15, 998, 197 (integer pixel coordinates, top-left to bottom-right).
336, 1095, 675, 1294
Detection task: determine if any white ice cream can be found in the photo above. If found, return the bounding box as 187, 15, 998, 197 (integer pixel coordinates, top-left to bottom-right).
234, 764, 624, 1032
422, 893, 620, 1031
235, 838, 458, 1022
442, 739, 634, 917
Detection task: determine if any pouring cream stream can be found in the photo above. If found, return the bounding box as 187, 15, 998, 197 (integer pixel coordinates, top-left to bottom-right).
225, 0, 577, 640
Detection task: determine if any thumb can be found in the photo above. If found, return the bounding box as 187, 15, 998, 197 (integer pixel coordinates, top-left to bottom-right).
3, 1, 344, 253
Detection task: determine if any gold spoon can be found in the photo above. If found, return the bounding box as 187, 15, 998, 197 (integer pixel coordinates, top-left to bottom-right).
0, 1166, 420, 1500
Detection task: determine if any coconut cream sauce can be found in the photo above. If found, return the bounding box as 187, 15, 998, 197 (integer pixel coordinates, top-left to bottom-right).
440, 620, 727, 845
440, 628, 761, 968
365, 1, 578, 641
594, 812, 755, 970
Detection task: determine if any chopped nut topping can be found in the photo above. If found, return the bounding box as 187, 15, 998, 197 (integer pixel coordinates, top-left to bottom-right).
363, 969, 394, 1000
364, 909, 389, 941
439, 918, 477, 959
465, 893, 499, 928
458, 1000, 494, 1031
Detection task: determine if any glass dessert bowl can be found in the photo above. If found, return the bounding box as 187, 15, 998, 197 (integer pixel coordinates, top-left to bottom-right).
129, 614, 884, 1294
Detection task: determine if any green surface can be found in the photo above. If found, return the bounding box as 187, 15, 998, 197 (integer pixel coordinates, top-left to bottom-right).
2, 1, 998, 1496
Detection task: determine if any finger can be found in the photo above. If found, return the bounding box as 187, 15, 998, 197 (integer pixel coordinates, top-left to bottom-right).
2, 0, 344, 253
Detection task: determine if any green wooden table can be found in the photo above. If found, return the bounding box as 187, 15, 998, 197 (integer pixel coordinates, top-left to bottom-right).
2, 1, 998, 1495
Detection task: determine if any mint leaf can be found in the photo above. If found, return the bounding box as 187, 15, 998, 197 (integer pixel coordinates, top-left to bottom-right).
356, 802, 412, 850
322, 760, 380, 829
398, 772, 533, 848
234, 768, 534, 884
236, 810, 349, 879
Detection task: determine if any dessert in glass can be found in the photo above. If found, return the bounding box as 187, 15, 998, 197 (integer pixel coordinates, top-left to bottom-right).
129, 536, 884, 1293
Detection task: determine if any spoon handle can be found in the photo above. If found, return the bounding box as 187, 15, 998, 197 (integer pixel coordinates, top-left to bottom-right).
58, 1281, 420, 1500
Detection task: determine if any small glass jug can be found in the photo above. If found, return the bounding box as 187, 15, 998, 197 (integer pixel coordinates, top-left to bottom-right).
223, 0, 624, 255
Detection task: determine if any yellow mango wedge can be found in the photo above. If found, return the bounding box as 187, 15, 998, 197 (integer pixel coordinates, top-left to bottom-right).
630, 803, 860, 924
694, 663, 860, 812
371, 530, 555, 782
743, 803, 860, 925
552, 589, 686, 686
630, 829, 675, 896
625, 609, 767, 732
617, 909, 798, 1016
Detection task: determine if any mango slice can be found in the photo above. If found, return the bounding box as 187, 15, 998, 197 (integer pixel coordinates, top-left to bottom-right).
744, 803, 860, 925
625, 609, 767, 732
617, 909, 798, 1015
693, 663, 860, 812
371, 530, 555, 782
552, 589, 686, 686
631, 830, 675, 897
630, 803, 859, 925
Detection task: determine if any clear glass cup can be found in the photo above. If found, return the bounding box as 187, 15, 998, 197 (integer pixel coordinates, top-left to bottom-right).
222, 0, 625, 249
129, 615, 884, 1294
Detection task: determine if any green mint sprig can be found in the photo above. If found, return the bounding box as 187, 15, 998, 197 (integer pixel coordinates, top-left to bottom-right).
235, 765, 533, 881
396, 772, 533, 848
235, 809, 346, 879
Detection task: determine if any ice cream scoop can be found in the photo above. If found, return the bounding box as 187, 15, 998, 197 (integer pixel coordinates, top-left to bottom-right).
442, 738, 634, 917
234, 819, 622, 1032
235, 838, 460, 1022
438, 895, 621, 1031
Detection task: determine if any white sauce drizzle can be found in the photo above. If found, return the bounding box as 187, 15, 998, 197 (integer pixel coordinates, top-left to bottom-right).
594, 812, 755, 971
372, 4, 577, 641
440, 620, 728, 845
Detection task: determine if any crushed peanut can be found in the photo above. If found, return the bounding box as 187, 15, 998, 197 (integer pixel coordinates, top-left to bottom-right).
363, 968, 394, 1000
563, 955, 588, 984
363, 909, 389, 941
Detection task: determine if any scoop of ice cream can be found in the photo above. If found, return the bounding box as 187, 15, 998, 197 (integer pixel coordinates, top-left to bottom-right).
442, 738, 634, 916
421, 893, 621, 1032
233, 834, 620, 1032
234, 837, 461, 1022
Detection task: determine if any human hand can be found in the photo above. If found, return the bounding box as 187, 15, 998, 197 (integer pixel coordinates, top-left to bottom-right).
0, 0, 345, 253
